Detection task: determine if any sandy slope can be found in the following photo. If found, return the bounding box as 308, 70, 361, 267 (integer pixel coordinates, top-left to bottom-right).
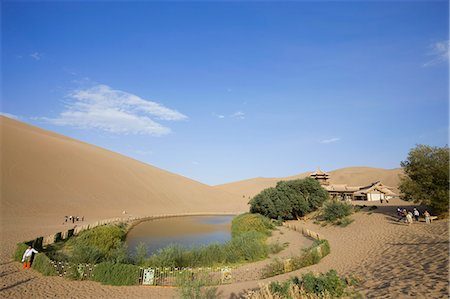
0, 116, 246, 260
215, 167, 404, 198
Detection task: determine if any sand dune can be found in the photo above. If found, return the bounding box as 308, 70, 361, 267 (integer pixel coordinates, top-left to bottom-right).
215, 167, 404, 198
0, 116, 246, 259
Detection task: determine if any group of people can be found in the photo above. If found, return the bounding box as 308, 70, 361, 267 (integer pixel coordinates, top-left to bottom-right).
64, 215, 84, 224
397, 207, 431, 225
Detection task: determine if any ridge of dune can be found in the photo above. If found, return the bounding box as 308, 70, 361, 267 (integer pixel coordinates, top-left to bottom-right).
215, 167, 404, 198
0, 116, 246, 257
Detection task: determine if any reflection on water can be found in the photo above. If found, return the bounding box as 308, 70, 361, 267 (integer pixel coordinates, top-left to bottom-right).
126, 216, 233, 255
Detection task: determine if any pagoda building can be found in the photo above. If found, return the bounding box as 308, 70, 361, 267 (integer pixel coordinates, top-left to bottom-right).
309, 169, 330, 186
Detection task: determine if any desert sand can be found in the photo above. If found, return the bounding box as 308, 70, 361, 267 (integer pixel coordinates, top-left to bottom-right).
1, 116, 448, 298
0, 116, 247, 261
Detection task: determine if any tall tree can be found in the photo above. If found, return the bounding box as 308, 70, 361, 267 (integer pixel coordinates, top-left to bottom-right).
399, 144, 449, 214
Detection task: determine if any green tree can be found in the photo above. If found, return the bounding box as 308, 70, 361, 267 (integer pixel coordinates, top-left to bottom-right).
399, 144, 449, 214
249, 178, 328, 220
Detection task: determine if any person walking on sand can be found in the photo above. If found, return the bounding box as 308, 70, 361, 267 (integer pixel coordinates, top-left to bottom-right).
22, 246, 38, 269
406, 211, 413, 225
413, 208, 420, 222
424, 210, 431, 224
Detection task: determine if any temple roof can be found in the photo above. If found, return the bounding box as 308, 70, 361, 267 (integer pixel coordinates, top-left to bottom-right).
310, 168, 330, 177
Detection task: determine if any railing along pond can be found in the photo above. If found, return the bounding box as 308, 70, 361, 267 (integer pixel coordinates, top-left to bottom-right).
50, 261, 232, 286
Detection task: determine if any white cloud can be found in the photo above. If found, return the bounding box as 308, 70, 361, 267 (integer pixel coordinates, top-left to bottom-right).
212, 113, 226, 119
423, 40, 449, 67
0, 112, 20, 120
320, 137, 340, 144
231, 111, 245, 120
30, 52, 43, 61
40, 84, 187, 136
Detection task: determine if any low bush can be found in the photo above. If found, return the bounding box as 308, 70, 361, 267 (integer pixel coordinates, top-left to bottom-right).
92, 262, 140, 286
66, 224, 127, 264
145, 230, 270, 268
176, 271, 219, 299
300, 270, 347, 297
262, 239, 330, 278
335, 216, 354, 227
269, 280, 291, 298
231, 213, 274, 238
13, 243, 30, 262
248, 270, 360, 298
322, 201, 353, 222
32, 253, 57, 276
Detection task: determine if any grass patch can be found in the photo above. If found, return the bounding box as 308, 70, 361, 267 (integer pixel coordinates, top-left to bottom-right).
250, 270, 361, 299
13, 243, 30, 262
262, 239, 331, 278
32, 253, 57, 276
335, 217, 354, 227
231, 213, 274, 238
92, 262, 140, 286
176, 271, 220, 299
65, 224, 127, 264
322, 201, 353, 222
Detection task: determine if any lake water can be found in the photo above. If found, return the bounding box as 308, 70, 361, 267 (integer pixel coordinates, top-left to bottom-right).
126, 215, 233, 255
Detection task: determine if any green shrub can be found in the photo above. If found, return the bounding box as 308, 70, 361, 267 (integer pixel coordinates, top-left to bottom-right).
92, 262, 140, 286
336, 217, 354, 227
267, 242, 286, 254
32, 253, 57, 276
176, 271, 219, 299
67, 224, 127, 263
301, 270, 346, 297
263, 239, 331, 278
13, 243, 30, 262
262, 259, 285, 278
249, 178, 328, 220
231, 213, 274, 238
269, 280, 291, 298
322, 201, 353, 222
227, 231, 267, 262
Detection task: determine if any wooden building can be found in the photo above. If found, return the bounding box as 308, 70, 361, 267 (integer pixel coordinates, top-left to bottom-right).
310, 169, 397, 201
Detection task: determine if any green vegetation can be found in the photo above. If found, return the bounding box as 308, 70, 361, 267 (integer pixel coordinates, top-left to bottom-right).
176, 271, 220, 299
14, 214, 286, 286
262, 239, 330, 278
251, 270, 360, 299
322, 201, 353, 222
92, 262, 140, 286
231, 213, 274, 237
66, 224, 128, 264
399, 144, 449, 215
144, 213, 278, 268
13, 243, 29, 262
249, 178, 329, 220
32, 253, 57, 276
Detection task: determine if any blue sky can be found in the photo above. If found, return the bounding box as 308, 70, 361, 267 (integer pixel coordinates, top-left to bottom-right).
2, 1, 448, 185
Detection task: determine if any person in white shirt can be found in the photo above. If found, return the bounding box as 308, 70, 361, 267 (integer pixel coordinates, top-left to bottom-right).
22, 246, 38, 269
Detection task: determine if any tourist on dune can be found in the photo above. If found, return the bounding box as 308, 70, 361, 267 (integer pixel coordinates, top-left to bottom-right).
413, 208, 420, 221
424, 210, 431, 224
406, 212, 413, 226
21, 246, 38, 269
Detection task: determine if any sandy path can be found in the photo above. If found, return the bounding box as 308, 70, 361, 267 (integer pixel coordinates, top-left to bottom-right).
216, 200, 449, 298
